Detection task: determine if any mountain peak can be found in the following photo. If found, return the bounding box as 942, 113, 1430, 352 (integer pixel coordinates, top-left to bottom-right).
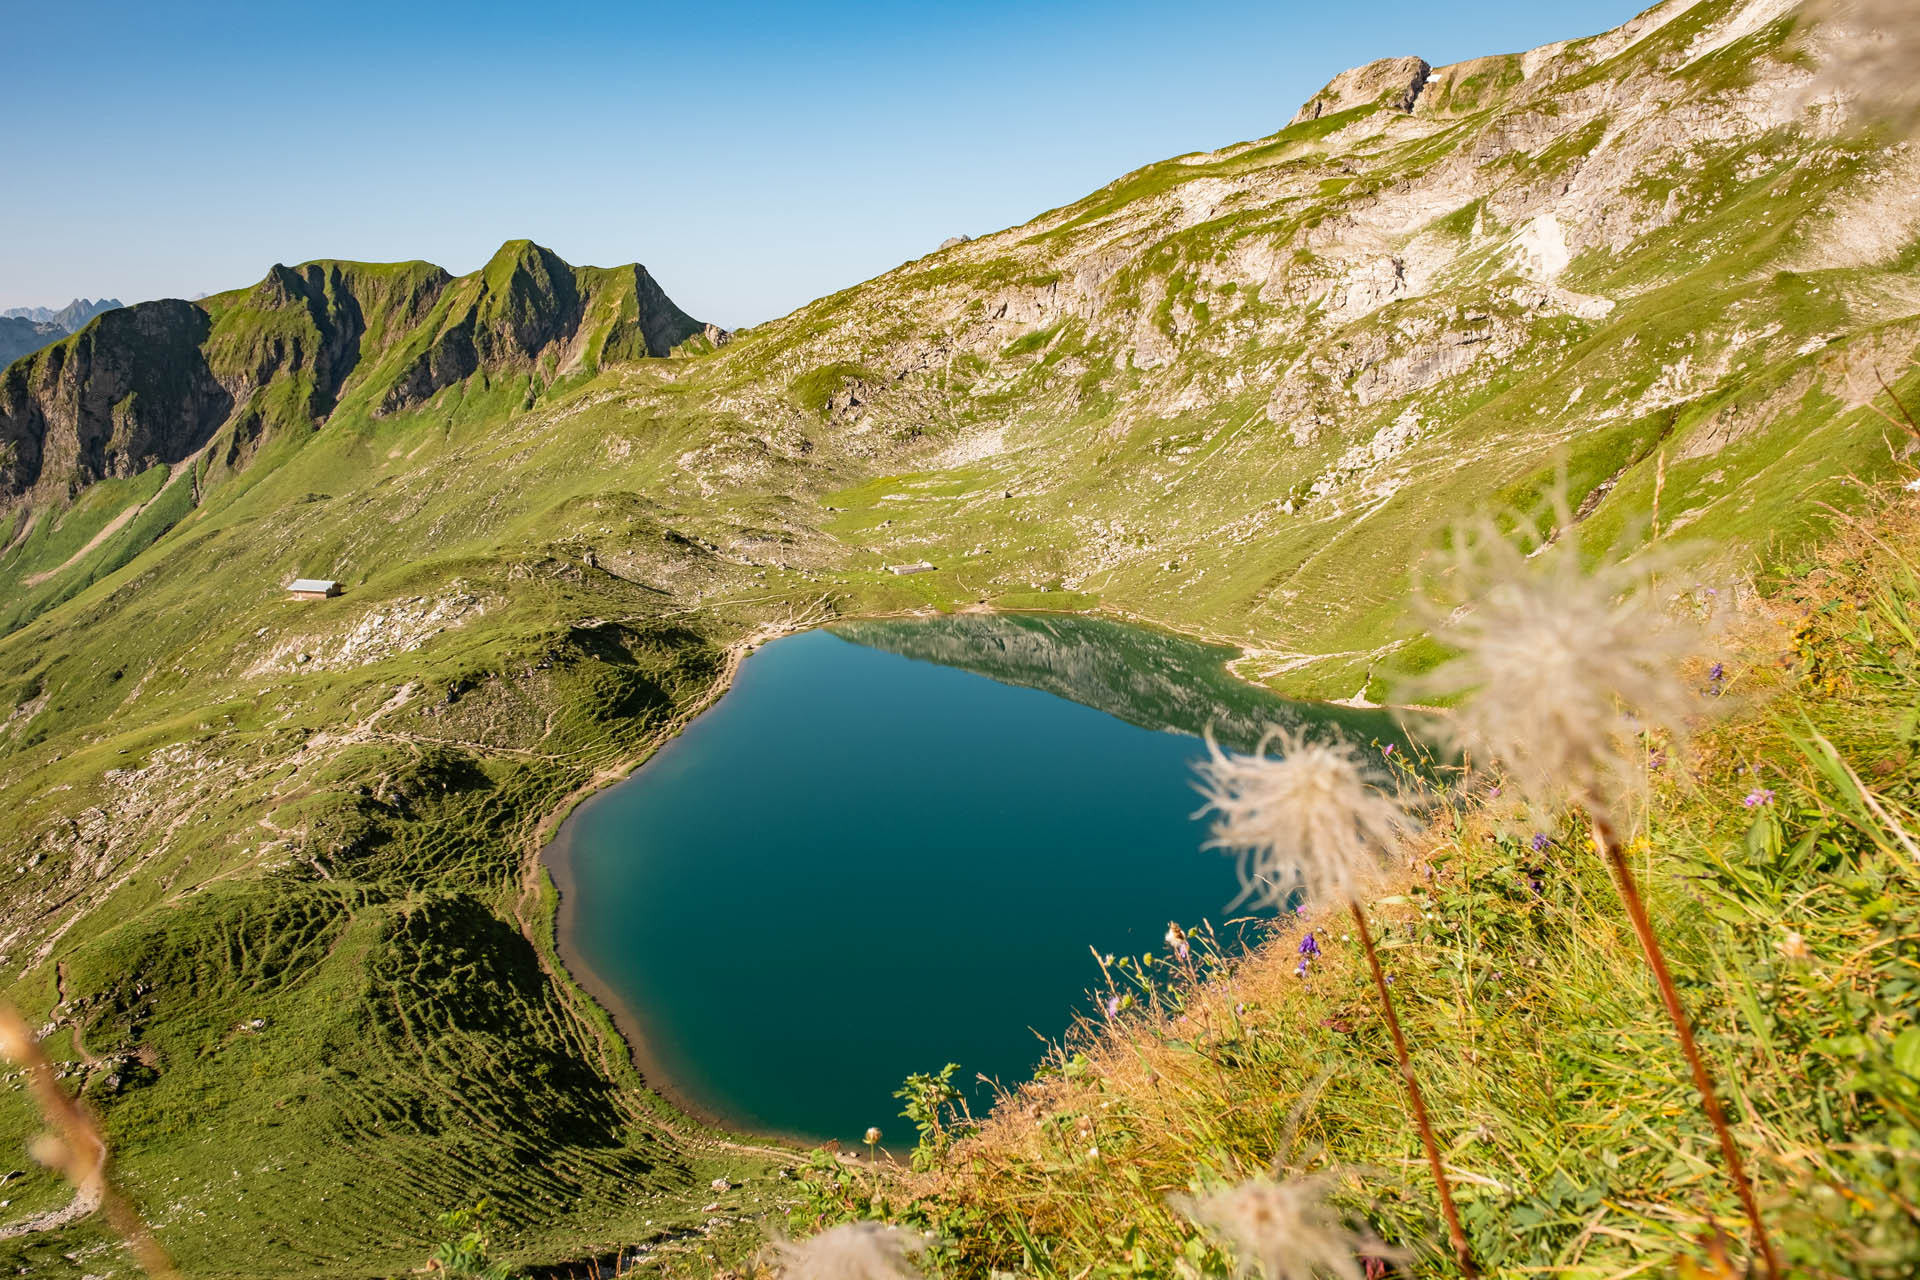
1289, 55, 1431, 125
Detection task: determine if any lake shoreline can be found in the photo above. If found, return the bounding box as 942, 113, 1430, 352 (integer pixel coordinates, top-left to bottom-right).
528, 602, 1404, 1147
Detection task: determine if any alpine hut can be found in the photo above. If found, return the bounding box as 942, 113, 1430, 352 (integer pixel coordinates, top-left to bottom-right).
287, 578, 342, 601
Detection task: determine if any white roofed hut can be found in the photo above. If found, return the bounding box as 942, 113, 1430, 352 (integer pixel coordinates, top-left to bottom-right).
287, 578, 342, 601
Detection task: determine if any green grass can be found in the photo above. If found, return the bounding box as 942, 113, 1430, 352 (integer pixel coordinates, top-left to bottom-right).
788, 480, 1920, 1278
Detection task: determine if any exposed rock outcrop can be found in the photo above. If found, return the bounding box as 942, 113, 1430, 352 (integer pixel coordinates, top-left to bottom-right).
1290, 55, 1431, 124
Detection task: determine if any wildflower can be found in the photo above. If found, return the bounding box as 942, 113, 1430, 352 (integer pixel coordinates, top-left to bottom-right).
863, 1127, 883, 1147
1411, 494, 1713, 815
762, 1223, 929, 1280
1166, 921, 1191, 961
1744, 789, 1775, 807
1380, 743, 1394, 757
1104, 995, 1121, 1019
1408, 493, 1775, 1277
1709, 661, 1725, 683
1779, 931, 1812, 963
1530, 832, 1550, 852
1172, 1172, 1401, 1280
1195, 728, 1414, 908
1196, 733, 1474, 1270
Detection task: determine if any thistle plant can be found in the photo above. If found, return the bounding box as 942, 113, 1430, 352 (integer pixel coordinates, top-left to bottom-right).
762, 1221, 929, 1280
1173, 1170, 1403, 1280
1411, 502, 1781, 1278
1196, 729, 1478, 1275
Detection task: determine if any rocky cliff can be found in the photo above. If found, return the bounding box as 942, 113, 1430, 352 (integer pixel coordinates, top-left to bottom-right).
0, 245, 706, 508
0, 298, 123, 369
0, 317, 67, 370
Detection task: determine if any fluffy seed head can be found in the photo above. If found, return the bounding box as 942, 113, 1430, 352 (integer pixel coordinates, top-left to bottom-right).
1410, 499, 1712, 815
762, 1222, 929, 1280
1173, 1172, 1397, 1280
1195, 728, 1414, 908
1806, 0, 1920, 133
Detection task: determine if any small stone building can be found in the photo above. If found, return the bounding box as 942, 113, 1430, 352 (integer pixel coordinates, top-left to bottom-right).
287, 578, 342, 600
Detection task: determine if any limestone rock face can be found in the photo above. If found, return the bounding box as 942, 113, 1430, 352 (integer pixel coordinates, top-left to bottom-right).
1290, 55, 1431, 124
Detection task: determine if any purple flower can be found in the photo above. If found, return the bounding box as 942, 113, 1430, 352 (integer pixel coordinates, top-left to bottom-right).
1380, 743, 1395, 757
1298, 933, 1320, 959
1104, 995, 1121, 1018
1530, 832, 1549, 852
1744, 788, 1775, 808
1293, 960, 1309, 979
1709, 662, 1724, 682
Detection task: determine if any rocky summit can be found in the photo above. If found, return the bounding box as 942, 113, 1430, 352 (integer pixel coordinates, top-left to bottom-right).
0, 1, 1916, 1275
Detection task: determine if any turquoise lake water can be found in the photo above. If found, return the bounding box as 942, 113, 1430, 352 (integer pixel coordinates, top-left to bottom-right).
546, 613, 1398, 1145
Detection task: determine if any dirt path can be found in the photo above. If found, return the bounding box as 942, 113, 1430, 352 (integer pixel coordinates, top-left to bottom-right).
22, 448, 205, 588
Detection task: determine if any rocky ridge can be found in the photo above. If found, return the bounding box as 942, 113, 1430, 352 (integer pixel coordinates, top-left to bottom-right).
0, 244, 706, 510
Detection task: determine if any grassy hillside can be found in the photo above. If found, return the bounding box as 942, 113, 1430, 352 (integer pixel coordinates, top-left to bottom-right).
1, 0, 1917, 1273
790, 475, 1920, 1277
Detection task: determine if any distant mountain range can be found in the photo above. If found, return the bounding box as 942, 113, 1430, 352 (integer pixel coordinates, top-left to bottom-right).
0, 296, 123, 368
1, 296, 122, 329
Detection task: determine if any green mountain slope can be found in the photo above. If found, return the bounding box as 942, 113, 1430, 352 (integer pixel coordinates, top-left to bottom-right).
1, 0, 1917, 1273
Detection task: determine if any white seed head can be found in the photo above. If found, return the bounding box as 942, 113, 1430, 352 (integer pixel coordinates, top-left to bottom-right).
1410, 500, 1712, 816
1173, 1172, 1396, 1280
1806, 0, 1920, 133
763, 1222, 929, 1280
1195, 728, 1413, 908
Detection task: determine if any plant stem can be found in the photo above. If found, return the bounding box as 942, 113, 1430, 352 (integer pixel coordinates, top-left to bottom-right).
1588, 809, 1783, 1279
0, 1006, 181, 1280
1348, 899, 1479, 1276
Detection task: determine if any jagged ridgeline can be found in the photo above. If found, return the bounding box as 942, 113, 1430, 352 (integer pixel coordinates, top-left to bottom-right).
2, 0, 1918, 1273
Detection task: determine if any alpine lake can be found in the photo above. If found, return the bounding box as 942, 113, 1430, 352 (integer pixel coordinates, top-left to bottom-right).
544, 613, 1402, 1146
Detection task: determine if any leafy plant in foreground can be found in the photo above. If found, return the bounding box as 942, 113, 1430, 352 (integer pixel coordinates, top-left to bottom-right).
428, 1200, 519, 1280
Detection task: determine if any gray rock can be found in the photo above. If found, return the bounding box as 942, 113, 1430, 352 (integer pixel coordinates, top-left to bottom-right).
1291, 56, 1431, 125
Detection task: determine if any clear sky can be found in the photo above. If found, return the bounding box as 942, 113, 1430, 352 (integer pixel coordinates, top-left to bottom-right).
0, 0, 1650, 327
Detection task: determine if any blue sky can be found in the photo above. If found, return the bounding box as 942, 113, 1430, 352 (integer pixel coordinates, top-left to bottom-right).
0, 1, 1648, 327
